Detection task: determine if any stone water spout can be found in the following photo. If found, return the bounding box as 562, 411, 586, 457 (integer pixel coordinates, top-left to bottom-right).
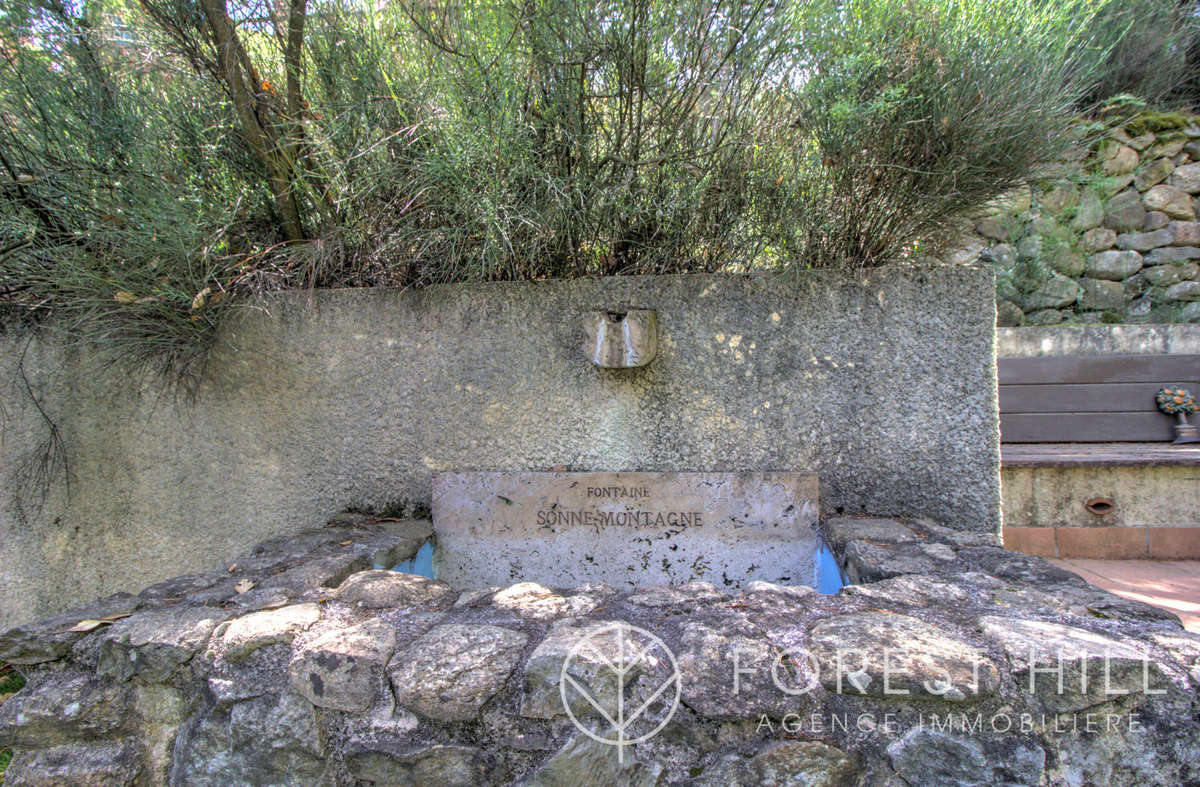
584, 309, 658, 368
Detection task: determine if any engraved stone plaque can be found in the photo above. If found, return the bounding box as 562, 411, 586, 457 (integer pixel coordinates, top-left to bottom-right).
432, 472, 819, 589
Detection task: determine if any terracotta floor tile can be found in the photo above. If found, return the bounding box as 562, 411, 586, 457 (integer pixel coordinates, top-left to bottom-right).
1050, 559, 1200, 633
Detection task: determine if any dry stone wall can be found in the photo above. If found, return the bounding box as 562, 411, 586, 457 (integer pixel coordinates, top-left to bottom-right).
959, 117, 1200, 325
1, 518, 1198, 786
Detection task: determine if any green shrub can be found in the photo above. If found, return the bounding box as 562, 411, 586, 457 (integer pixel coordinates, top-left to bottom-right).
0, 0, 1127, 383
0, 0, 260, 384
376, 0, 798, 281
1080, 0, 1200, 108
758, 0, 1104, 269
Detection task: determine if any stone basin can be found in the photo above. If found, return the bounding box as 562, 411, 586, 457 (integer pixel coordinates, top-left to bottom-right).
0, 516, 1197, 786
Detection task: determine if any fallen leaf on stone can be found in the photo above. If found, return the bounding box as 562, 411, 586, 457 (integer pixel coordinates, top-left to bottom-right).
64, 619, 113, 633
190, 286, 212, 311
339, 539, 353, 546
97, 612, 132, 622
227, 563, 238, 573
234, 579, 256, 594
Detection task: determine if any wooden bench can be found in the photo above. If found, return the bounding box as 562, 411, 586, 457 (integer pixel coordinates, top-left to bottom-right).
998, 353, 1200, 560
998, 354, 1200, 444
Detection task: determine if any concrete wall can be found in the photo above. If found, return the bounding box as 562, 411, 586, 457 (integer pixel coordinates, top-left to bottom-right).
1003, 464, 1200, 528
996, 324, 1200, 356
0, 267, 1000, 628
1002, 461, 1200, 559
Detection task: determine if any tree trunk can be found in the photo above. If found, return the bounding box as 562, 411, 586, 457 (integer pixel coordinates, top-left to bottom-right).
197, 0, 306, 242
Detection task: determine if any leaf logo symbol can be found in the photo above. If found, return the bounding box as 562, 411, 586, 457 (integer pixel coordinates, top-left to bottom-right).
559, 622, 682, 763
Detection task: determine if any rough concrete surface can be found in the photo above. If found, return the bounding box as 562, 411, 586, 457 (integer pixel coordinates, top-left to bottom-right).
997, 324, 1200, 356
0, 267, 999, 628
1002, 465, 1200, 528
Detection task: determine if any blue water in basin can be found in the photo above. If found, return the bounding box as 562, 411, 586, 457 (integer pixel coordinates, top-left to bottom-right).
813, 538, 846, 594
382, 539, 436, 576
384, 537, 845, 593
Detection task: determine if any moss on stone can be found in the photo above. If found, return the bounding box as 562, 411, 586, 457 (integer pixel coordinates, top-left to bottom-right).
0, 665, 20, 785
1125, 112, 1196, 136
0, 666, 24, 695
